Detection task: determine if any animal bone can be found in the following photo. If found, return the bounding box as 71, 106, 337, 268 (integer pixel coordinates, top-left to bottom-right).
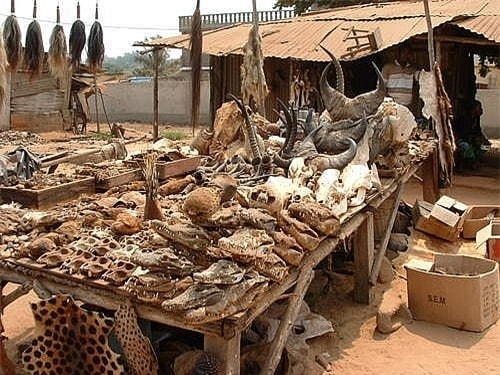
288, 157, 314, 186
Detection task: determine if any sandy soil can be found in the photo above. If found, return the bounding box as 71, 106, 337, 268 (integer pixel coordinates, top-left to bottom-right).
1, 125, 499, 374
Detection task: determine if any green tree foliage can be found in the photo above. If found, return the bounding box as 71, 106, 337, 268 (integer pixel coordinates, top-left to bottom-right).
103, 35, 181, 76
274, 0, 400, 15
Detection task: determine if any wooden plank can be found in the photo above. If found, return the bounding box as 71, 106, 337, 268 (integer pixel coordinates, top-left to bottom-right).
353, 212, 374, 304
0, 177, 95, 209
422, 149, 439, 203
11, 112, 64, 132
11, 77, 58, 98
204, 333, 241, 375
157, 156, 202, 179
96, 169, 143, 191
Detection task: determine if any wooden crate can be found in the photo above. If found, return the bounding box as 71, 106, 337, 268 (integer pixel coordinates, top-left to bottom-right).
0, 177, 95, 209
125, 156, 201, 180
95, 168, 143, 191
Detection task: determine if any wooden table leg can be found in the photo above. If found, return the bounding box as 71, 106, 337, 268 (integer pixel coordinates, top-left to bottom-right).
353, 212, 374, 304
204, 332, 241, 375
260, 267, 315, 375
422, 149, 439, 203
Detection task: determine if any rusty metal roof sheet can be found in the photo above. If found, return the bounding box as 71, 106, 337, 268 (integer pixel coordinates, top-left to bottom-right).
138, 0, 498, 61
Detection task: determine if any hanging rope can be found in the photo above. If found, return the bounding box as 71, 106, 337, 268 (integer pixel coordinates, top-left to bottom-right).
3, 0, 22, 71
24, 0, 45, 78
69, 1, 86, 72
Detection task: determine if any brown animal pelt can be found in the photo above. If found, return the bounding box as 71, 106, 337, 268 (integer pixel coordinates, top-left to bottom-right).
48, 25, 67, 81
3, 15, 22, 71
87, 21, 105, 73
190, 0, 202, 136
0, 28, 7, 111
24, 20, 44, 78
69, 19, 85, 71
142, 153, 164, 220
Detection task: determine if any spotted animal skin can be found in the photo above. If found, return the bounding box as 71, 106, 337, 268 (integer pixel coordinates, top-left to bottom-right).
22, 294, 125, 375
113, 304, 159, 375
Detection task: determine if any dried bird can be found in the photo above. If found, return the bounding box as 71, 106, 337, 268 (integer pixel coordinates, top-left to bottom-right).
24, 0, 44, 78
69, 1, 86, 72
3, 0, 22, 71
87, 1, 105, 73
48, 4, 68, 81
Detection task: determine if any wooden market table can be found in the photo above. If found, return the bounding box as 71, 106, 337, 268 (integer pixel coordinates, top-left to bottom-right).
0, 148, 438, 375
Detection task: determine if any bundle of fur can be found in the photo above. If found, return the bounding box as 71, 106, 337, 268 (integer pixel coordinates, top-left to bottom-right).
69, 2, 85, 72
87, 2, 105, 73
24, 0, 44, 78
48, 5, 68, 81
3, 1, 22, 71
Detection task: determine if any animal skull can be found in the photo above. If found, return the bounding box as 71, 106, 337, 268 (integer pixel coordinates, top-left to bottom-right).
290, 185, 315, 204
288, 157, 314, 186
340, 164, 373, 207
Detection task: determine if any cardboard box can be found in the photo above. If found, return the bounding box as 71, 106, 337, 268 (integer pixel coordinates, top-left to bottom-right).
476, 221, 500, 262
413, 196, 468, 242
406, 254, 499, 332
463, 205, 500, 239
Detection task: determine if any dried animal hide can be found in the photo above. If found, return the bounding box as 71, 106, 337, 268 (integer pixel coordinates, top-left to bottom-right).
22, 294, 125, 374
114, 304, 159, 375
24, 19, 44, 79
0, 317, 15, 375
87, 3, 104, 74
419, 68, 455, 186
142, 152, 164, 220
320, 46, 386, 122
241, 10, 269, 115
69, 6, 85, 72
277, 210, 321, 252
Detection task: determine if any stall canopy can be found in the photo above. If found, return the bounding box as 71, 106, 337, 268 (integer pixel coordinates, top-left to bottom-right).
135, 0, 499, 61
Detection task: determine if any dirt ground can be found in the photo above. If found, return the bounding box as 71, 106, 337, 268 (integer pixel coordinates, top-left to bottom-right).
1, 124, 499, 374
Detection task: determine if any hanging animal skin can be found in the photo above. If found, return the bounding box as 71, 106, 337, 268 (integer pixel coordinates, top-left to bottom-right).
69, 1, 85, 71
3, 0, 22, 71
24, 0, 44, 78
48, 5, 68, 81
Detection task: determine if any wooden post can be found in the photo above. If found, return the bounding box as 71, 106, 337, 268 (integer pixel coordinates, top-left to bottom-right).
369, 184, 403, 285
354, 212, 374, 304
153, 49, 160, 141
204, 332, 241, 375
422, 148, 439, 203
93, 74, 100, 133
260, 267, 315, 375
423, 0, 435, 69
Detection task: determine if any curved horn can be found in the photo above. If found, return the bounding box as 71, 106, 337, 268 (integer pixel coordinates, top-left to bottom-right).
320, 45, 344, 93
319, 53, 347, 121
277, 99, 293, 155
273, 153, 293, 170
371, 61, 387, 94
229, 94, 262, 160
326, 137, 357, 170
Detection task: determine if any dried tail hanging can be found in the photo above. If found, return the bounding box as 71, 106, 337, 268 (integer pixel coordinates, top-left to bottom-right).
0, 27, 8, 111
3, 0, 22, 71
87, 1, 105, 74
190, 0, 202, 136
69, 1, 86, 72
48, 2, 68, 81
24, 0, 45, 78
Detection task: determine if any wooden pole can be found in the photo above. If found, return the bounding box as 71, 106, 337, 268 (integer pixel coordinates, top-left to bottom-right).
153, 49, 160, 141
423, 0, 435, 69
93, 74, 100, 133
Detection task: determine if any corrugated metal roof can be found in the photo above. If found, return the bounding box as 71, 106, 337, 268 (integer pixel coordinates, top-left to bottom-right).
452, 15, 500, 43
138, 0, 498, 61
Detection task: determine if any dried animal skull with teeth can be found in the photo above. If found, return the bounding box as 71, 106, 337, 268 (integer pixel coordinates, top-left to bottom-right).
288, 157, 314, 186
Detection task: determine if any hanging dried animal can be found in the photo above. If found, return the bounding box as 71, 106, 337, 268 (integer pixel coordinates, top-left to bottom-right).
48, 4, 68, 81
24, 0, 44, 78
87, 2, 105, 73
69, 1, 86, 72
320, 46, 386, 122
240, 1, 269, 115
3, 0, 22, 71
